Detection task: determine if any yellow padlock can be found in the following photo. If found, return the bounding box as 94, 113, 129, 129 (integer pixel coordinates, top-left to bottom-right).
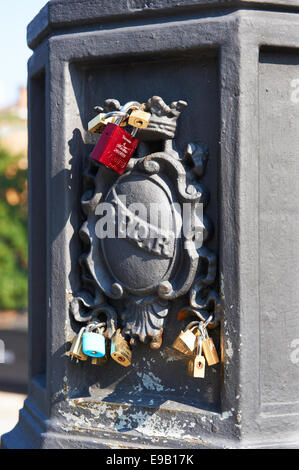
187, 336, 206, 378
110, 329, 132, 367
172, 322, 200, 356
199, 322, 219, 366
128, 109, 151, 129
88, 113, 117, 134
66, 327, 88, 361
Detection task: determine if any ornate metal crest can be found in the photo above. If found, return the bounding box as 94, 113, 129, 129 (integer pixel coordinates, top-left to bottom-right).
70, 97, 221, 349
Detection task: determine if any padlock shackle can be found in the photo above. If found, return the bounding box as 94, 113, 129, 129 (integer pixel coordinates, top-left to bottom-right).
184, 321, 200, 333
198, 315, 213, 340
196, 335, 203, 356
101, 104, 141, 126
103, 110, 128, 120
77, 326, 86, 340
198, 322, 208, 340
86, 321, 106, 334
203, 314, 213, 329
120, 101, 142, 114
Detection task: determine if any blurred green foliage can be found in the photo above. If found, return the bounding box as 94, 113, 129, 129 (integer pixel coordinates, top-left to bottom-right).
0, 146, 27, 310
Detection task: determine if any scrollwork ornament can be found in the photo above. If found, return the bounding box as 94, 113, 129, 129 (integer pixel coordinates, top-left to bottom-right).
70, 97, 221, 348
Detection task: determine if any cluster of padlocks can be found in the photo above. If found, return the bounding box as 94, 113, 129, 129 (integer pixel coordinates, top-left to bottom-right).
67, 316, 219, 377
67, 324, 132, 367
88, 101, 151, 174
67, 100, 220, 377
171, 316, 219, 378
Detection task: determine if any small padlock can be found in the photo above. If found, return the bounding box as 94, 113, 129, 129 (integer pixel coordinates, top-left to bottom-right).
127, 109, 151, 129
199, 320, 219, 366
88, 112, 115, 134
82, 323, 106, 358
66, 327, 88, 361
90, 101, 141, 175
88, 109, 129, 134
187, 336, 206, 378
172, 322, 200, 356
110, 329, 132, 367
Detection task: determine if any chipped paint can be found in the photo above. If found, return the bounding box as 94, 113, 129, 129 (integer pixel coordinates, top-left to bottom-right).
59, 407, 104, 432
226, 339, 234, 359
130, 412, 198, 440
133, 383, 143, 392
220, 410, 233, 420
58, 399, 216, 446
136, 371, 164, 392
220, 272, 225, 299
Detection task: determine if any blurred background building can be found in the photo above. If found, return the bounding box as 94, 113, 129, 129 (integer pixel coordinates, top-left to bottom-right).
0, 0, 47, 438
0, 87, 28, 153
0, 85, 28, 438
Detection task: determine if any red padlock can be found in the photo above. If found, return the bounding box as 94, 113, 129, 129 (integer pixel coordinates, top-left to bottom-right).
90, 102, 141, 175
90, 123, 138, 175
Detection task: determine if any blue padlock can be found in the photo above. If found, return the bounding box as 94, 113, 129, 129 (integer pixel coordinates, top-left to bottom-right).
82, 323, 106, 358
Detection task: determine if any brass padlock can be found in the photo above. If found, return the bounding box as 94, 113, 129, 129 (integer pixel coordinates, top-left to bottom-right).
88, 113, 116, 134
172, 322, 199, 356
199, 322, 219, 366
187, 336, 206, 378
110, 329, 132, 367
66, 327, 88, 361
128, 109, 151, 129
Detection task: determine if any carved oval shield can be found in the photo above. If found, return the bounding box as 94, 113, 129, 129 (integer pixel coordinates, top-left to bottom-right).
102, 174, 177, 292
70, 96, 218, 346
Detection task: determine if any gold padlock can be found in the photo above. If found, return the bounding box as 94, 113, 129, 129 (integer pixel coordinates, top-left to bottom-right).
172, 322, 199, 356
66, 327, 88, 361
88, 109, 130, 133
128, 109, 151, 129
202, 334, 219, 366
199, 319, 219, 366
187, 336, 206, 378
187, 354, 206, 378
88, 113, 116, 134
110, 329, 132, 367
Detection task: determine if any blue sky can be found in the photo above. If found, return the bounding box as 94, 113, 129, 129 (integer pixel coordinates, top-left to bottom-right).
0, 0, 47, 108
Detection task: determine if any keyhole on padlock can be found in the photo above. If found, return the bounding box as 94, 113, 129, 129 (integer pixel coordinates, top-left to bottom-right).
197, 362, 204, 369
117, 355, 125, 362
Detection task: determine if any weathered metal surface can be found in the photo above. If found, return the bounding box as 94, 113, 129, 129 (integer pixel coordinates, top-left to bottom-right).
27, 1, 299, 50
2, 0, 299, 449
